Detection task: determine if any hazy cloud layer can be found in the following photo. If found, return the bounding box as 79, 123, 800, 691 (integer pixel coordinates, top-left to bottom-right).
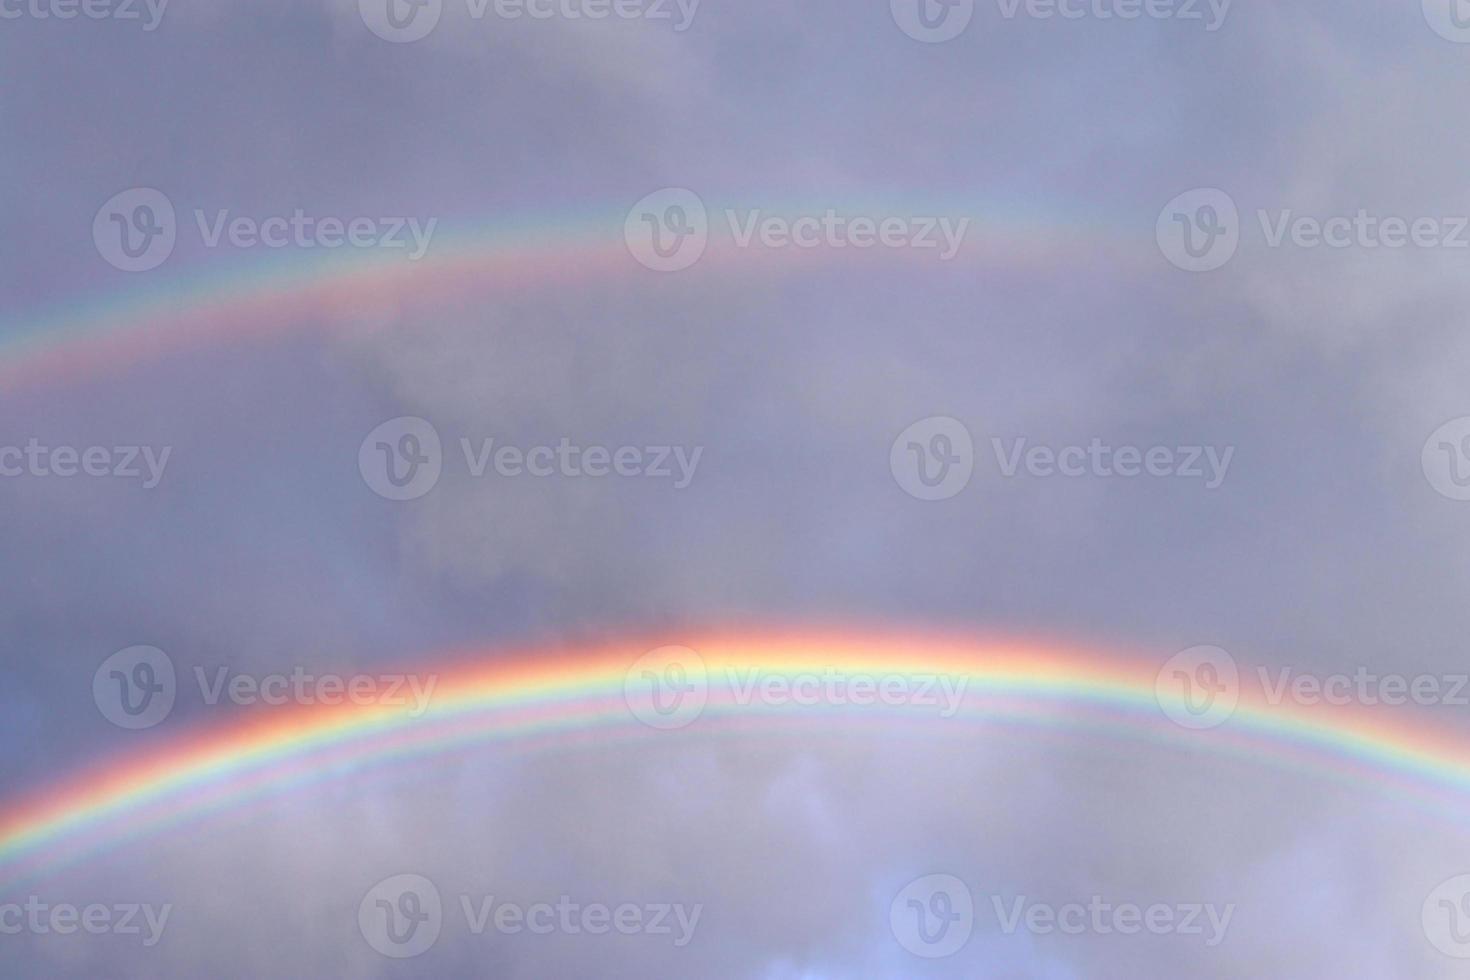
4, 0, 1470, 976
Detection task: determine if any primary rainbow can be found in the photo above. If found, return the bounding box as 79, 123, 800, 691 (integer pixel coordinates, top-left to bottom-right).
2, 629, 1469, 891
0, 197, 1129, 388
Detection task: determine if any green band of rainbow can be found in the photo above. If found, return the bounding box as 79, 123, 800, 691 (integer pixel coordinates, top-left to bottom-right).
0, 199, 1129, 387
2, 630, 1469, 892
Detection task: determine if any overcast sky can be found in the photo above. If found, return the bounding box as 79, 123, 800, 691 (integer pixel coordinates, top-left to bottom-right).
5, 0, 1470, 976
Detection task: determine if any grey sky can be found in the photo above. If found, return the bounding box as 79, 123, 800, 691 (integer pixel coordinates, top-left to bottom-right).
4, 0, 1470, 975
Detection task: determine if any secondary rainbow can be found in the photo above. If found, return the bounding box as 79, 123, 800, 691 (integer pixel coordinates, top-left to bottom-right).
2, 629, 1470, 891
0, 197, 1128, 388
